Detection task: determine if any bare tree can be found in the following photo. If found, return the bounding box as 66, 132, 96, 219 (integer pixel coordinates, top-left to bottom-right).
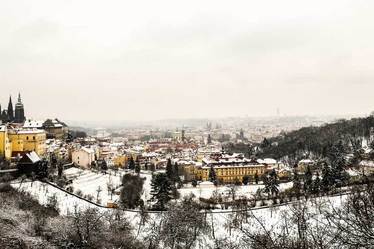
159, 195, 211, 249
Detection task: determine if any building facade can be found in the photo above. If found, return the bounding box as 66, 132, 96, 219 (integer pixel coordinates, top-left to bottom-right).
195, 163, 266, 183
72, 147, 96, 168
0, 126, 12, 159
7, 129, 47, 157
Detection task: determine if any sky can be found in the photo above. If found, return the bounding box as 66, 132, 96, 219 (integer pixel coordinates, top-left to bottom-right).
0, 0, 374, 122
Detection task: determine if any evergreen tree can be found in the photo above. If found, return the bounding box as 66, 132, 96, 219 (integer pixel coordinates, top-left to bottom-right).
173, 162, 181, 186
101, 160, 108, 172
150, 173, 173, 210
254, 172, 259, 185
150, 163, 156, 172
261, 138, 271, 148
321, 162, 333, 193
242, 175, 250, 185
128, 156, 135, 170
192, 179, 198, 187
135, 163, 141, 175
57, 162, 63, 178
304, 166, 313, 193
328, 141, 349, 187
166, 158, 174, 181
135, 157, 141, 174
263, 169, 279, 198
120, 174, 144, 209
292, 170, 302, 198
208, 165, 216, 183
311, 172, 321, 195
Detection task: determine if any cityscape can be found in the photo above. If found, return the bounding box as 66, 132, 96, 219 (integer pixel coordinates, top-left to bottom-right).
1, 1, 374, 249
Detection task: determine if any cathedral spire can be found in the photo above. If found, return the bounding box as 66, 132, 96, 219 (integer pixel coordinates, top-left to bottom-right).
7, 95, 14, 122
18, 92, 22, 103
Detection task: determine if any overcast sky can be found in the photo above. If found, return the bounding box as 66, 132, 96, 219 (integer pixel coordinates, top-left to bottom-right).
0, 0, 373, 121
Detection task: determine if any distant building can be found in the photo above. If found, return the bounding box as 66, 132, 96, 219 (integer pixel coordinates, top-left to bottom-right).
194, 163, 266, 183
23, 118, 68, 139
43, 119, 68, 139
72, 147, 95, 168
186, 153, 268, 183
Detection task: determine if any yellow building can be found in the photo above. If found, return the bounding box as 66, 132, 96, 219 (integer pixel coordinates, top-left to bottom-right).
8, 129, 46, 157
113, 155, 127, 167
194, 163, 266, 184
0, 126, 12, 160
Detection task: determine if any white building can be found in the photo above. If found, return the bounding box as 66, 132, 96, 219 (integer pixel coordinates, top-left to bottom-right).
72, 147, 95, 168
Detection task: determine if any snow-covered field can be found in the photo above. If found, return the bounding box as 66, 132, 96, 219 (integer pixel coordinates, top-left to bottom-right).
63, 167, 153, 206
64, 167, 294, 207
179, 181, 293, 200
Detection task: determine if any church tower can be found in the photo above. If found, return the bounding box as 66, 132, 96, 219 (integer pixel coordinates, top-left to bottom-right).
14, 93, 25, 123
7, 96, 14, 122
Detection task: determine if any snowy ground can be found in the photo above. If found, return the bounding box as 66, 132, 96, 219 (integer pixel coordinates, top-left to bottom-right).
179, 181, 293, 200
11, 180, 97, 216
64, 167, 294, 207
63, 167, 152, 207
11, 178, 346, 248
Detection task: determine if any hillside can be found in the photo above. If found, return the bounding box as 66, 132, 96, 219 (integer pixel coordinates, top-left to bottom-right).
0, 184, 58, 248
256, 115, 374, 161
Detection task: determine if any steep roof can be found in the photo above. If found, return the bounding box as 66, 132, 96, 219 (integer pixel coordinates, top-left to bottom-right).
19, 151, 41, 164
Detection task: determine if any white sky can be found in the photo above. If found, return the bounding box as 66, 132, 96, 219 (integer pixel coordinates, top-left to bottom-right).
1, 0, 374, 121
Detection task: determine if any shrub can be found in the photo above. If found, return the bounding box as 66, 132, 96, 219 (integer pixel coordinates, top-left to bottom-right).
75, 189, 83, 197
0, 182, 13, 192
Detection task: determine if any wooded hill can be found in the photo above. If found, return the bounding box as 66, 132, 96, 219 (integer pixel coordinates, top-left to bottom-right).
255, 115, 374, 163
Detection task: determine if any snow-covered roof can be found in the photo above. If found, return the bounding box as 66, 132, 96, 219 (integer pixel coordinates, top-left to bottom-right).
82, 147, 95, 154
199, 181, 214, 186
23, 120, 44, 128
201, 163, 265, 169
359, 160, 374, 167
0, 126, 6, 132
257, 158, 277, 164
16, 129, 45, 134
26, 151, 41, 163
299, 159, 314, 164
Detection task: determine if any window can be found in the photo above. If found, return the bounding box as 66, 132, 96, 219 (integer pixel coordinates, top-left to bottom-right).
33, 136, 36, 140
26, 136, 29, 140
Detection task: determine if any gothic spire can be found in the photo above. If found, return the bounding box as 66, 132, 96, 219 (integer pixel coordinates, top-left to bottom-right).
7, 95, 14, 121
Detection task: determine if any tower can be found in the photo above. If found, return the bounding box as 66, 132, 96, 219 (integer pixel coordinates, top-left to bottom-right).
14, 93, 25, 123
7, 96, 14, 122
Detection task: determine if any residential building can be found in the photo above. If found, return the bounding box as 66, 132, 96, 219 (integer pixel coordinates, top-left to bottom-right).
72, 147, 95, 168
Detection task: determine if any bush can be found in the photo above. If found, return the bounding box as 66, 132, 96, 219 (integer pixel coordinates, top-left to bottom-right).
66, 186, 74, 193
0, 182, 13, 192
75, 189, 83, 197
192, 179, 198, 187
46, 194, 59, 213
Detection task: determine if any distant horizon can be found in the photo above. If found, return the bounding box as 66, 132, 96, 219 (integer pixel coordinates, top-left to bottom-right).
63, 113, 368, 128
